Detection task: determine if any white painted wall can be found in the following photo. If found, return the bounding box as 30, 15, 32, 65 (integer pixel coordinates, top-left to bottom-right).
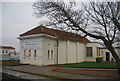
0, 48, 15, 55
20, 34, 120, 66
101, 48, 120, 62
77, 42, 86, 62
85, 43, 103, 62
58, 40, 86, 64
19, 38, 43, 65
42, 37, 56, 65
67, 41, 77, 63
58, 40, 67, 64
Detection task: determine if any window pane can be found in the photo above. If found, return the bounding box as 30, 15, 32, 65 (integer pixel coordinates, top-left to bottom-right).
51, 50, 53, 59
87, 47, 92, 57
6, 50, 8, 53
29, 50, 31, 57
48, 50, 50, 59
2, 50, 4, 53
34, 50, 36, 57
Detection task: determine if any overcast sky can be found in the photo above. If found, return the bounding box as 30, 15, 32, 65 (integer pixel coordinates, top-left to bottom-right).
0, 0, 90, 51
1, 2, 46, 51
1, 0, 116, 51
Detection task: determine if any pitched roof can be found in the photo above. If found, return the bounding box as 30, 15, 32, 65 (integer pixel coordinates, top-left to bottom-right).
0, 46, 15, 49
20, 25, 90, 43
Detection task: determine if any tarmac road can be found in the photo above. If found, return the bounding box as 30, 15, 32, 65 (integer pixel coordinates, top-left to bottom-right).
2, 72, 30, 81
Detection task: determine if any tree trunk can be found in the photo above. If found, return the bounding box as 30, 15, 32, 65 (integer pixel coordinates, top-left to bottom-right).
103, 39, 120, 74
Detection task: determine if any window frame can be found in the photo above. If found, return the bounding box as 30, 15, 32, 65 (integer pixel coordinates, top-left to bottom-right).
86, 47, 93, 57
48, 50, 50, 59
29, 50, 31, 58
51, 50, 53, 59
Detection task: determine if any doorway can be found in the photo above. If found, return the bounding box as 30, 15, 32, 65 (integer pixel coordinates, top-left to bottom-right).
106, 52, 110, 61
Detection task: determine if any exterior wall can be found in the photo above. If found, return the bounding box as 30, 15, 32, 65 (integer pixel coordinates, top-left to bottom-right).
41, 38, 87, 65
85, 43, 103, 62
42, 37, 57, 65
58, 40, 67, 64
67, 41, 77, 63
19, 38, 43, 66
19, 50, 30, 64
115, 48, 120, 59
0, 48, 15, 60
77, 42, 86, 62
0, 48, 15, 55
100, 48, 120, 62
19, 34, 119, 66
58, 40, 86, 64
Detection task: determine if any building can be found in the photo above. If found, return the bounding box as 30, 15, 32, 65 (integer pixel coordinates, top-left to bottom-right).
18, 25, 120, 66
0, 46, 16, 60
100, 47, 120, 62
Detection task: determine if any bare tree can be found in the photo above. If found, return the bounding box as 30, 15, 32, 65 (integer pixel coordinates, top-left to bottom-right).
33, 1, 120, 74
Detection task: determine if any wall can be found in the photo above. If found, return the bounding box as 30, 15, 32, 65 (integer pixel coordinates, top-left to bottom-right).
77, 42, 86, 62
19, 35, 108, 66
57, 40, 86, 64
19, 38, 43, 66
67, 41, 77, 63
42, 37, 57, 65
85, 43, 103, 62
58, 40, 67, 64
101, 48, 120, 62
0, 48, 15, 55
0, 48, 15, 60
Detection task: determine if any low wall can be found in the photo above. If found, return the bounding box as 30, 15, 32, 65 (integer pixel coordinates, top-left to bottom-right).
2, 60, 20, 66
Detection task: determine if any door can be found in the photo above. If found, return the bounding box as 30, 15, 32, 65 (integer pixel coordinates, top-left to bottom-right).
106, 52, 110, 61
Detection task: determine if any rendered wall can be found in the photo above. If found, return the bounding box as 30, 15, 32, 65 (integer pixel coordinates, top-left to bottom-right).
58, 40, 86, 64
77, 42, 86, 62
101, 48, 120, 62
42, 37, 56, 65
67, 41, 77, 63
58, 40, 67, 64
85, 43, 103, 62
19, 38, 43, 66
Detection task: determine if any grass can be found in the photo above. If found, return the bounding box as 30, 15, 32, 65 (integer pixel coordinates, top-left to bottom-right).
48, 62, 117, 68
44, 76, 73, 81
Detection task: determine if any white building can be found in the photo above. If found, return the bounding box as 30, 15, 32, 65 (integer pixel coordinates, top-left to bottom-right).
100, 47, 120, 62
0, 46, 16, 60
18, 25, 120, 66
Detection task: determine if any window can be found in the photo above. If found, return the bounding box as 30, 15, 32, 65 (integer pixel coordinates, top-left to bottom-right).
48, 50, 50, 59
6, 50, 8, 54
2, 50, 4, 54
87, 47, 93, 57
34, 50, 37, 57
29, 50, 31, 57
51, 50, 53, 59
24, 50, 26, 59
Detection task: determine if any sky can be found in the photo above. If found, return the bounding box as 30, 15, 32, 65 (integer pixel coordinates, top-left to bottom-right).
1, 1, 47, 51
1, 0, 118, 51
0, 0, 91, 51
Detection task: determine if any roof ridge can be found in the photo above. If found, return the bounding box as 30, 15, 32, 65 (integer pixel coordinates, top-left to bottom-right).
0, 46, 15, 49
19, 25, 91, 43
43, 27, 82, 37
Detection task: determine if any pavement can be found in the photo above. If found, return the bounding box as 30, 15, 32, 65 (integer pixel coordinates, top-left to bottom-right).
1, 68, 52, 81
4, 65, 120, 81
